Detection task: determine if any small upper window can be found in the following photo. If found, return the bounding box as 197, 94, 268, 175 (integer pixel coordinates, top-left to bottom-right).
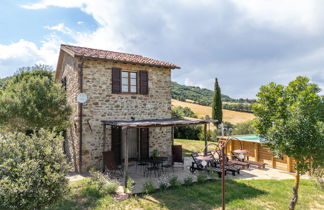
61, 77, 67, 91
121, 71, 137, 93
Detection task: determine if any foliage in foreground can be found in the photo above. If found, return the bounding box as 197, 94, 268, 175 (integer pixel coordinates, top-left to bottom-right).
0, 130, 69, 209
50, 178, 324, 210
0, 65, 71, 132
89, 171, 119, 195
253, 76, 324, 209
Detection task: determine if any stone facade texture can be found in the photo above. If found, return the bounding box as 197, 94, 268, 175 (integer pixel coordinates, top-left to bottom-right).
58, 53, 173, 172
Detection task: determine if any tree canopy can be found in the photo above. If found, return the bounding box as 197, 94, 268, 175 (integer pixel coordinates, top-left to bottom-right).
0, 65, 71, 132
253, 76, 324, 209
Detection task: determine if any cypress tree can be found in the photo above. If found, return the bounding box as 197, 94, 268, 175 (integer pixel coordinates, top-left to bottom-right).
212, 78, 223, 125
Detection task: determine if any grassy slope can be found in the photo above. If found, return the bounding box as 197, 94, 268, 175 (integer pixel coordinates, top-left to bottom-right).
50, 178, 323, 210
172, 99, 255, 124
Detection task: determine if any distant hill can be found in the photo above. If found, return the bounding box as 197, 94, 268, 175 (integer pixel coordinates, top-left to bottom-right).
172, 99, 255, 124
171, 81, 256, 107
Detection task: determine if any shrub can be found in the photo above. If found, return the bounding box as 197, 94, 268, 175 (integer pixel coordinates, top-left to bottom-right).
232, 120, 256, 135
158, 175, 169, 191
174, 125, 202, 140
168, 176, 180, 188
126, 178, 135, 194
143, 181, 155, 194
183, 177, 194, 186
197, 173, 208, 183
89, 171, 119, 194
0, 130, 69, 209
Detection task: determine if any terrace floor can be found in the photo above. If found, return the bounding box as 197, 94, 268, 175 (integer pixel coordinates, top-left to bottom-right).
66, 157, 310, 194
128, 157, 310, 194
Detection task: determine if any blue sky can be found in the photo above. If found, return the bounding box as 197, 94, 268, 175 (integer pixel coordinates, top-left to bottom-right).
0, 1, 97, 45
0, 0, 323, 98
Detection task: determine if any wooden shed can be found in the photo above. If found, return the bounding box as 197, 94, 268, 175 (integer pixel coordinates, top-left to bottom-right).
220, 136, 295, 172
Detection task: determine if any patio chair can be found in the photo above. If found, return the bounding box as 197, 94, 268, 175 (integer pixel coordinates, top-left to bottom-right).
102, 151, 123, 177
190, 152, 225, 178
136, 158, 149, 173
144, 158, 163, 177
172, 145, 184, 169
207, 151, 240, 176
161, 156, 175, 173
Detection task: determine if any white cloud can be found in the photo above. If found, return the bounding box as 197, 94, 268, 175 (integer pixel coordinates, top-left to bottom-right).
21, 0, 86, 10
44, 23, 72, 35
0, 36, 62, 78
7, 0, 324, 98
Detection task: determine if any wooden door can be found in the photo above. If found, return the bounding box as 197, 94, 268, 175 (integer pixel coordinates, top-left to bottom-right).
139, 128, 149, 160
111, 126, 121, 165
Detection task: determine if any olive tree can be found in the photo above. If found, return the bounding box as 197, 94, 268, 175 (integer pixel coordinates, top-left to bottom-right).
0, 129, 69, 209
253, 76, 324, 210
0, 65, 71, 132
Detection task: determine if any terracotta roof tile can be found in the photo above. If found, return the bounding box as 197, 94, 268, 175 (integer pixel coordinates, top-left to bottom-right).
61, 44, 180, 69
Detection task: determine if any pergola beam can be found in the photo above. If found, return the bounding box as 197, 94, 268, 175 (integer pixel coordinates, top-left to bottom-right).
122, 126, 128, 187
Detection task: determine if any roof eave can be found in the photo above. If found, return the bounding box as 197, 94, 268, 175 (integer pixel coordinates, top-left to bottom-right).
73, 54, 180, 70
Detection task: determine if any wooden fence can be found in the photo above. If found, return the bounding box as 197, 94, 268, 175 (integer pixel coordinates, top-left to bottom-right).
220, 137, 295, 172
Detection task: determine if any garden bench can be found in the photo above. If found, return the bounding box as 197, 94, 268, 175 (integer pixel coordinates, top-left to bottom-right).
228, 160, 250, 169
245, 160, 267, 169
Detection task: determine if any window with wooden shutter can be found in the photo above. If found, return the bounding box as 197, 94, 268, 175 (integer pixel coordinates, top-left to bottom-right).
61, 77, 67, 91
112, 67, 121, 93
121, 71, 138, 93
139, 70, 149, 95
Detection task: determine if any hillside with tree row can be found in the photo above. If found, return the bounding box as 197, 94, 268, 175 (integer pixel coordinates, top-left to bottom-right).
171, 81, 255, 112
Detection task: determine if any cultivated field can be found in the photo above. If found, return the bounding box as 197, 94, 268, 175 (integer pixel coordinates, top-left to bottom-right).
172, 99, 255, 124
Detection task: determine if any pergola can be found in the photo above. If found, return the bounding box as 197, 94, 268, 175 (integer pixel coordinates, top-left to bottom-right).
101, 118, 218, 186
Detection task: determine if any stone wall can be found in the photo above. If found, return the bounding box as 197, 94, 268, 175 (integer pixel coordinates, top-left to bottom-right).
60, 52, 81, 172
80, 59, 172, 171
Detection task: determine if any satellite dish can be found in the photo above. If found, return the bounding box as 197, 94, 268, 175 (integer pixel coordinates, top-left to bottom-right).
77, 93, 88, 103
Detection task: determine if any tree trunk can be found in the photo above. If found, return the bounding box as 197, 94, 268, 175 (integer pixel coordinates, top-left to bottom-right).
289, 169, 300, 210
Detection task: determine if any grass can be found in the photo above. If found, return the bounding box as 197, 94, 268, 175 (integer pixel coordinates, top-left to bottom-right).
172, 99, 255, 124
174, 138, 208, 156
50, 178, 324, 210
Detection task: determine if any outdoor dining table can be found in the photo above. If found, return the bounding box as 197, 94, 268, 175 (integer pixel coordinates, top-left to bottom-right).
232, 149, 250, 161
196, 155, 213, 161
232, 149, 249, 154
196, 155, 213, 167
144, 156, 168, 177
148, 156, 168, 168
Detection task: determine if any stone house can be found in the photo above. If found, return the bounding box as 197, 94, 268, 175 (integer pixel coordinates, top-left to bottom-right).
55, 44, 181, 172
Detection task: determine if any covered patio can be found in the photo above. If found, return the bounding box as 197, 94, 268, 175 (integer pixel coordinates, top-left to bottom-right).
101, 118, 218, 186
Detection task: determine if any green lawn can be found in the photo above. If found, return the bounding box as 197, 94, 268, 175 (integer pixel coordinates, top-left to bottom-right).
174, 138, 213, 156
50, 139, 323, 209
50, 178, 323, 210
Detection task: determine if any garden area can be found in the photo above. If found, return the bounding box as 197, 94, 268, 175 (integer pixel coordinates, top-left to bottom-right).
0, 66, 323, 210
50, 178, 323, 210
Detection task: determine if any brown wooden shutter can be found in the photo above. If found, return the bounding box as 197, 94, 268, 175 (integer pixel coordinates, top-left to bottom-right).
111, 126, 122, 165
139, 70, 149, 95
112, 67, 121, 93
140, 128, 149, 160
